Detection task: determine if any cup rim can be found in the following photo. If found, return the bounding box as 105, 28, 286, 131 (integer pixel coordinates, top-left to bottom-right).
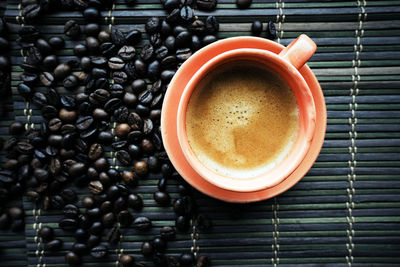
177, 48, 316, 192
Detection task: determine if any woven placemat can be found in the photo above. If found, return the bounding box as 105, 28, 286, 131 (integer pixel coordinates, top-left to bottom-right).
1, 0, 400, 266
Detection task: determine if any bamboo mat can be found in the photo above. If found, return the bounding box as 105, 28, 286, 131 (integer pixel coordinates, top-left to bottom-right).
1, 0, 400, 266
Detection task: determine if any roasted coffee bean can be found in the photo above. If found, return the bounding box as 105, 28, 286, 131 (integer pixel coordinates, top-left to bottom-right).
236, 0, 251, 9
97, 131, 113, 145
74, 43, 88, 57
161, 69, 175, 82
166, 8, 180, 24
180, 5, 194, 23
65, 251, 81, 264
59, 108, 77, 122
117, 150, 132, 166
108, 56, 125, 70
48, 118, 62, 132
87, 234, 101, 248
131, 79, 146, 93
163, 0, 179, 11
197, 0, 217, 11
92, 88, 110, 103
118, 45, 136, 61
266, 21, 277, 40
53, 63, 71, 80
22, 3, 41, 20
82, 196, 95, 208
113, 71, 128, 84
124, 61, 136, 79
98, 30, 111, 43
20, 72, 38, 84
125, 30, 142, 45
154, 191, 170, 206
27, 47, 43, 64
107, 226, 120, 244
143, 118, 154, 135
134, 160, 148, 176
109, 83, 125, 98
122, 170, 137, 186
123, 92, 137, 107
91, 67, 107, 78
90, 221, 103, 235
72, 243, 88, 255
147, 60, 160, 80
85, 23, 100, 36
76, 116, 94, 131
8, 207, 24, 220
141, 138, 154, 153
86, 36, 99, 52
99, 42, 117, 57
61, 95, 76, 109
160, 20, 172, 36
59, 218, 78, 231
134, 59, 147, 77
120, 254, 134, 267
196, 255, 211, 267
176, 48, 192, 61
118, 210, 133, 227
9, 121, 24, 136
128, 193, 143, 211
94, 157, 109, 171
64, 20, 80, 38
180, 253, 194, 265
202, 35, 217, 46
133, 216, 151, 231
176, 31, 191, 48
74, 228, 88, 242
140, 241, 154, 258
45, 239, 62, 251
138, 89, 153, 105
161, 163, 174, 178
145, 17, 160, 34
91, 56, 107, 67
205, 16, 219, 34
63, 75, 79, 90
189, 20, 205, 36
68, 162, 87, 177
140, 44, 154, 62
191, 35, 202, 51
160, 226, 175, 241
83, 7, 100, 21
153, 236, 166, 252
87, 207, 101, 220
111, 140, 127, 150
88, 143, 103, 160
161, 55, 177, 69
251, 20, 262, 36
88, 180, 103, 194
36, 38, 52, 55
61, 188, 77, 203
150, 32, 163, 48
164, 35, 175, 51
63, 204, 79, 218
42, 55, 58, 71
40, 72, 54, 87
111, 28, 126, 46
17, 141, 34, 154
116, 123, 131, 137
48, 36, 65, 49
175, 215, 189, 232
114, 106, 129, 122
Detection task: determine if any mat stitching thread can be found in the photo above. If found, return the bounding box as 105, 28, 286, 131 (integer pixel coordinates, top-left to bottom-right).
272, 1, 284, 266
105, 5, 122, 266
191, 218, 200, 260
346, 1, 366, 266
17, 5, 44, 267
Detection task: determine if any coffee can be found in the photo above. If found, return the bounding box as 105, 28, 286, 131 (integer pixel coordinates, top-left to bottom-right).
186, 61, 299, 178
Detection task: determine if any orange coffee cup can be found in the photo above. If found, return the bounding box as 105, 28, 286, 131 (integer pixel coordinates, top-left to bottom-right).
175, 34, 317, 192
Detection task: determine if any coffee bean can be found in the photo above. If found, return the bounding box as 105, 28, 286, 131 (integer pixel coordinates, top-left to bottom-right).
140, 44, 154, 62
98, 30, 111, 43
9, 121, 24, 136
266, 21, 277, 40
108, 56, 125, 70
145, 17, 160, 34
64, 204, 79, 218
196, 255, 211, 267
39, 72, 54, 87
107, 225, 120, 244
197, 0, 217, 11
202, 35, 217, 46
87, 234, 101, 248
176, 48, 192, 61
59, 218, 78, 231
61, 189, 77, 203
8, 207, 24, 220
113, 71, 128, 84
116, 123, 131, 137
123, 92, 137, 107
74, 228, 88, 242
180, 6, 194, 23
22, 3, 41, 20
61, 95, 76, 109
17, 141, 34, 154
131, 79, 146, 93
163, 0, 179, 11
117, 150, 132, 166
65, 251, 81, 264
147, 60, 160, 80
236, 0, 251, 9
109, 83, 125, 98
161, 69, 175, 83
134, 59, 147, 77
120, 254, 134, 267
175, 215, 189, 231
118, 210, 133, 227
112, 140, 127, 150
125, 30, 142, 45
99, 42, 117, 57
141, 241, 154, 257
133, 216, 151, 231
32, 91, 48, 107
36, 39, 52, 55
20, 72, 38, 84
72, 243, 88, 255
150, 32, 163, 48
86, 36, 99, 52
127, 193, 143, 210
88, 143, 103, 160
53, 63, 71, 80
160, 20, 172, 36
205, 16, 219, 34
114, 196, 127, 212
85, 23, 100, 36
45, 239, 62, 251
76, 116, 94, 131
133, 160, 148, 176
111, 28, 126, 46
64, 20, 80, 39
90, 221, 103, 235
83, 7, 100, 21
180, 253, 194, 265
160, 226, 175, 241
88, 180, 103, 194
47, 118, 62, 133
154, 191, 170, 206
166, 8, 180, 24
251, 20, 262, 36
63, 75, 79, 90
118, 46, 135, 61
48, 36, 65, 49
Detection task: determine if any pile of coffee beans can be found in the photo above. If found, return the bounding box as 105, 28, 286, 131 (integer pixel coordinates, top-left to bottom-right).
0, 0, 278, 265
0, 17, 10, 97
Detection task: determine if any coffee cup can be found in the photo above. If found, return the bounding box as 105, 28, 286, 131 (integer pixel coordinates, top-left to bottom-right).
175, 34, 317, 192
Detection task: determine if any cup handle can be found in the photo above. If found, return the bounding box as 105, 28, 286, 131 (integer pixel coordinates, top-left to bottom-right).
278, 34, 317, 70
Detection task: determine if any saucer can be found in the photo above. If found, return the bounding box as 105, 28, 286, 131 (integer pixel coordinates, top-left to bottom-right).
161, 37, 327, 203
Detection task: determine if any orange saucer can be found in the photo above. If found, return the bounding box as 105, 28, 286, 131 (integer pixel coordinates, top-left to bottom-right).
161, 37, 327, 203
